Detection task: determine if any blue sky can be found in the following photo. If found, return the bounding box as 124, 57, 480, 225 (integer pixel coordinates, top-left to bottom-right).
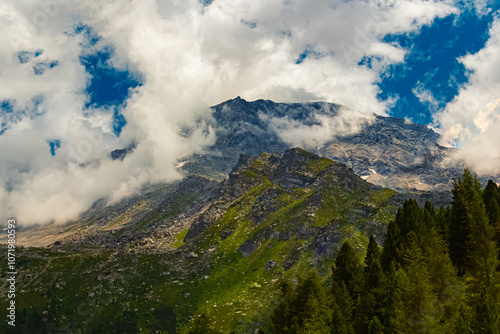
77, 25, 142, 137
377, 4, 497, 124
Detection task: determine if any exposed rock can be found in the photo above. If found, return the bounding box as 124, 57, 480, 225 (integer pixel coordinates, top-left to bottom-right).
239, 242, 257, 258
184, 205, 226, 241
181, 98, 499, 192
265, 260, 277, 270
220, 230, 233, 241
283, 260, 296, 271
186, 252, 198, 258
310, 227, 343, 255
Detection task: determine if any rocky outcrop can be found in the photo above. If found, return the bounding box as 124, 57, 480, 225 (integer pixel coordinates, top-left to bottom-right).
239, 242, 257, 257
179, 97, 499, 191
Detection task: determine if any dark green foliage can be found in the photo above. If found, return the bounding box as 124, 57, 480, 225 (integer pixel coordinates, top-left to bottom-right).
269, 170, 500, 334
89, 309, 140, 334
449, 169, 480, 275
483, 180, 500, 224
152, 305, 177, 333
447, 170, 498, 285
381, 199, 428, 270
471, 284, 500, 334
333, 241, 364, 301
270, 270, 332, 334
364, 235, 381, 270
380, 218, 399, 271
483, 180, 500, 269
436, 206, 452, 244
355, 258, 388, 334
331, 281, 356, 334
113, 310, 139, 334
367, 316, 383, 334
0, 309, 49, 334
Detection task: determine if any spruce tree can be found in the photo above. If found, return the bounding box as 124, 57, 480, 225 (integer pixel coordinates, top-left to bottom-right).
356, 257, 388, 334
483, 180, 500, 224
270, 283, 294, 333
436, 206, 452, 245
333, 241, 364, 301
449, 169, 477, 276
458, 173, 498, 286
271, 271, 332, 334
467, 202, 497, 286
365, 234, 381, 270
381, 199, 427, 271
388, 232, 438, 333
471, 284, 500, 333
381, 218, 399, 271
331, 280, 355, 333
367, 316, 384, 334
294, 271, 332, 334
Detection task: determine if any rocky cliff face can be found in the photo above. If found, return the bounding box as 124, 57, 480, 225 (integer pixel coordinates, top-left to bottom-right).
180, 97, 495, 191
183, 148, 449, 255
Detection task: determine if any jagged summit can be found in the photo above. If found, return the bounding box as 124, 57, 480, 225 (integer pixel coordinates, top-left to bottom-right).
180, 97, 474, 191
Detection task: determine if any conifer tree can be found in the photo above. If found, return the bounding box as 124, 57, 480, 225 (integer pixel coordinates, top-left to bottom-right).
356, 257, 388, 334
467, 206, 497, 286
483, 180, 500, 224
333, 241, 364, 302
329, 279, 356, 334
270, 283, 294, 333
471, 284, 500, 333
329, 279, 356, 333
365, 234, 381, 270
388, 232, 438, 333
367, 316, 384, 334
381, 199, 427, 271
270, 271, 332, 334
295, 271, 332, 334
381, 218, 399, 271
449, 169, 478, 275
436, 206, 452, 244
482, 180, 500, 269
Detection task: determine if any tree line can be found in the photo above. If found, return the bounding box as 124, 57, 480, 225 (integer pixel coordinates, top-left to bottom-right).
270, 169, 500, 333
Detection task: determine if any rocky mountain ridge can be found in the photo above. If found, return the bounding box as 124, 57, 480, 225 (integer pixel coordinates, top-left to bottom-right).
0, 147, 468, 333
180, 97, 492, 192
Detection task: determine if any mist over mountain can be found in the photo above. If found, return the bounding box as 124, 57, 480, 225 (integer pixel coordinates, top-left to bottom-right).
181, 97, 496, 192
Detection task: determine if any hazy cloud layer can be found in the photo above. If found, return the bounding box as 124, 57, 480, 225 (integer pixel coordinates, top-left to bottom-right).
0, 0, 461, 224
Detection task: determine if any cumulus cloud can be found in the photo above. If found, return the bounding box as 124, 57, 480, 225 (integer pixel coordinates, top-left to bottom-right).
0, 0, 459, 225
435, 13, 500, 174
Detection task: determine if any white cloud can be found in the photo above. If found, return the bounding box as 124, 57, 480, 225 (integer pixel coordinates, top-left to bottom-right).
413, 81, 440, 111
265, 105, 371, 149
435, 13, 500, 173
0, 0, 459, 224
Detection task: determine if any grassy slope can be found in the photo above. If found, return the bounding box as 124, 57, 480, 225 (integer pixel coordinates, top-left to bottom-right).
0, 154, 399, 333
